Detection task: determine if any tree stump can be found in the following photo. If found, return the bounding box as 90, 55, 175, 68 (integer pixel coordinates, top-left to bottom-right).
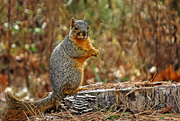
61, 82, 180, 113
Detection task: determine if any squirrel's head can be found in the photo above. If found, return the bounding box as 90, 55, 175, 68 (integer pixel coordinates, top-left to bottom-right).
69, 17, 89, 41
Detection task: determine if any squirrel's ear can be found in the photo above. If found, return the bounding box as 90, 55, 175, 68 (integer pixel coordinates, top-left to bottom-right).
83, 17, 86, 21
71, 17, 75, 28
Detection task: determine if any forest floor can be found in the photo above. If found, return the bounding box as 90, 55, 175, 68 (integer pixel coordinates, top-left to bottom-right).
1, 81, 180, 120
30, 109, 180, 121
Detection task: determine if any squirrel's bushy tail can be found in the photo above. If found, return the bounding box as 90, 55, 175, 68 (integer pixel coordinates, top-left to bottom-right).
1, 89, 58, 120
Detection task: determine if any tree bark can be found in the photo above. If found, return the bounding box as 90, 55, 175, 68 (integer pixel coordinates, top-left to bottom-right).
62, 82, 180, 113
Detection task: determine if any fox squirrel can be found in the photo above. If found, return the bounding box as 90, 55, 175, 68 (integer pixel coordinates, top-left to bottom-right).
0, 17, 99, 120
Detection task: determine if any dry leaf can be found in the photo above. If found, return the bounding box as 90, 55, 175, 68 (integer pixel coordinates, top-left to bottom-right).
0, 73, 8, 92
152, 65, 176, 82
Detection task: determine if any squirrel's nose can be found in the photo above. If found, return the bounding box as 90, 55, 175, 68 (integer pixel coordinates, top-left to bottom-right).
82, 31, 86, 36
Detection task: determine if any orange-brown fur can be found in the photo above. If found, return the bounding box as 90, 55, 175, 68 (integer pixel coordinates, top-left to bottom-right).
1, 18, 99, 120
74, 37, 94, 87
72, 37, 92, 50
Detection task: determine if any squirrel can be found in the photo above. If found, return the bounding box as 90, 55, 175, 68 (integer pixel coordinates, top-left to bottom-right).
0, 17, 99, 120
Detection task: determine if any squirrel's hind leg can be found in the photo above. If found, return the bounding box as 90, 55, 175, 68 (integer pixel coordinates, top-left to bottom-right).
63, 85, 88, 95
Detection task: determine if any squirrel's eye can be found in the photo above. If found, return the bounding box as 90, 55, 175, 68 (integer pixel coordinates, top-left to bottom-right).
87, 26, 89, 29
74, 26, 78, 30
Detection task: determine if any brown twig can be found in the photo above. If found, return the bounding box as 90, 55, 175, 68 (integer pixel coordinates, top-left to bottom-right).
119, 107, 127, 119
7, 0, 11, 86
150, 73, 157, 82
61, 104, 80, 121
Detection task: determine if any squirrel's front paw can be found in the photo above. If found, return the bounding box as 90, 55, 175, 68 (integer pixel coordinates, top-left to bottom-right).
91, 48, 99, 57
